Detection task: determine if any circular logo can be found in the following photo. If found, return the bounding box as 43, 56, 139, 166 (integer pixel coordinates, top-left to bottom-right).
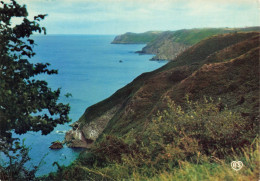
231, 161, 243, 171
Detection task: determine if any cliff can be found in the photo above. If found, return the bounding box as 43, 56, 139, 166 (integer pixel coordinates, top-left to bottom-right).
112, 27, 260, 61
142, 27, 260, 60
65, 31, 260, 148
111, 31, 162, 44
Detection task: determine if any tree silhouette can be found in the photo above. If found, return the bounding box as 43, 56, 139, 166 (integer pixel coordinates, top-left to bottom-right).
0, 0, 71, 179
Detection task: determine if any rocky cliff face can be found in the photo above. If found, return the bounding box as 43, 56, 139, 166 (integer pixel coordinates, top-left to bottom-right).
141, 28, 260, 60
143, 40, 190, 60
114, 27, 260, 61
65, 32, 259, 148
138, 31, 190, 60
65, 105, 120, 148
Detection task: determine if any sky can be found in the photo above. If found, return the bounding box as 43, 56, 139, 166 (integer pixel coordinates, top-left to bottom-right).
13, 0, 260, 35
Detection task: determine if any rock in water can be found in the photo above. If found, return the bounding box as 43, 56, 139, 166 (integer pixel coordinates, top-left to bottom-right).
49, 142, 63, 149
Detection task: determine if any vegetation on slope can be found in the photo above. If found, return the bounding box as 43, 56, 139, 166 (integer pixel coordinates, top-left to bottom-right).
112, 27, 260, 60
47, 98, 259, 180
74, 32, 258, 139
65, 32, 259, 148
111, 31, 162, 44
60, 31, 259, 180
142, 27, 260, 60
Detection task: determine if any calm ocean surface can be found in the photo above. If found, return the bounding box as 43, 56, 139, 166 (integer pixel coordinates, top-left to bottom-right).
11, 35, 167, 176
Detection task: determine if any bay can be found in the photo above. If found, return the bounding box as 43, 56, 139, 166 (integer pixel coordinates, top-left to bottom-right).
10, 35, 167, 176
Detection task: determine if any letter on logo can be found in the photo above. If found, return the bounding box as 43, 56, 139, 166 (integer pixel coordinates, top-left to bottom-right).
231, 161, 243, 171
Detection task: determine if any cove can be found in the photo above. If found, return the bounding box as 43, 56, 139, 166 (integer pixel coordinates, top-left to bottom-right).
13, 35, 167, 176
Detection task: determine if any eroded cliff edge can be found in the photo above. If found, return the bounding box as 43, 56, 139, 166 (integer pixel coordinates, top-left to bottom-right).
113, 27, 260, 61
65, 31, 260, 148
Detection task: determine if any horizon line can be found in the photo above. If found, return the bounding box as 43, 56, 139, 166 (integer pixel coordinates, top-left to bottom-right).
33, 25, 260, 36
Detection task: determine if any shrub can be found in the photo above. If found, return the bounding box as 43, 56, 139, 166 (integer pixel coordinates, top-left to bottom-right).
144, 97, 256, 160
48, 96, 258, 180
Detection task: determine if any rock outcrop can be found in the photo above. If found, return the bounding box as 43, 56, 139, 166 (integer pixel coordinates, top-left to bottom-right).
49, 142, 63, 149
65, 129, 89, 148
65, 106, 120, 148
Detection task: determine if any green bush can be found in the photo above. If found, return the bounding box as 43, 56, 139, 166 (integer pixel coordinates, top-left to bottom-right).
144, 96, 256, 160
47, 97, 258, 180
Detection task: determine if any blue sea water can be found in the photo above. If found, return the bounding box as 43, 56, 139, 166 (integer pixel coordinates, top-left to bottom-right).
5, 35, 167, 176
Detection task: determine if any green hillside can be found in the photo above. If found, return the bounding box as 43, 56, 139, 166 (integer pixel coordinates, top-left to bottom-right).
141, 27, 260, 60
54, 31, 260, 181
111, 27, 260, 60
111, 31, 162, 44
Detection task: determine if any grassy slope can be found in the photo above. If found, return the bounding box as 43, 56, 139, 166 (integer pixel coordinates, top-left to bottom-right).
111, 31, 162, 44
47, 31, 260, 181
141, 27, 260, 60
111, 27, 260, 60
151, 149, 259, 181
77, 32, 259, 138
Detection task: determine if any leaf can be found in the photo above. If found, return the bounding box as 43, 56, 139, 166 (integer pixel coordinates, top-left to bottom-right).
65, 93, 72, 98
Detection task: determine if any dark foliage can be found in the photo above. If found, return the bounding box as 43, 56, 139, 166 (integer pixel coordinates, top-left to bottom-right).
0, 0, 71, 180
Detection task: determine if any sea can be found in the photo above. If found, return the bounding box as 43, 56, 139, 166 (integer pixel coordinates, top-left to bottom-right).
2, 35, 167, 176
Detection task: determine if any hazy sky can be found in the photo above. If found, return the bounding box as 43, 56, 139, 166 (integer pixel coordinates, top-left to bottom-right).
14, 0, 260, 35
